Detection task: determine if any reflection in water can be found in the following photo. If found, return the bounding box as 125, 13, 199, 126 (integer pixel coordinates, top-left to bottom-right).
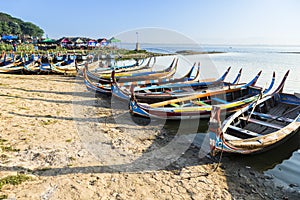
265, 149, 300, 191
227, 131, 300, 172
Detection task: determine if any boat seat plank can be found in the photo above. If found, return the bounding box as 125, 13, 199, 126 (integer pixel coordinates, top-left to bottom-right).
171, 90, 183, 93
182, 103, 193, 107
239, 116, 284, 129
211, 97, 229, 104
251, 111, 294, 123
193, 100, 209, 106
228, 125, 262, 137
224, 134, 242, 141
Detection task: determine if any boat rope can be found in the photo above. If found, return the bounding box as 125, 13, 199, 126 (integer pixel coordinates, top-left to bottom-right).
282, 105, 300, 116
247, 83, 266, 122
212, 134, 224, 172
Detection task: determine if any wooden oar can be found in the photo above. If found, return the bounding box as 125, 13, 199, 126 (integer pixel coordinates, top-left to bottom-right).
259, 105, 300, 137
281, 105, 300, 118
246, 83, 267, 122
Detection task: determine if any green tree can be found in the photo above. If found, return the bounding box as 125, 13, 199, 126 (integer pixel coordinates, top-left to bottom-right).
0, 12, 44, 37
8, 21, 21, 35
1, 21, 11, 34
20, 22, 44, 37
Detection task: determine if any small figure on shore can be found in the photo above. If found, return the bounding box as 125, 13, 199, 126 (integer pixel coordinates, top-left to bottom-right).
13, 43, 17, 52
1, 50, 5, 59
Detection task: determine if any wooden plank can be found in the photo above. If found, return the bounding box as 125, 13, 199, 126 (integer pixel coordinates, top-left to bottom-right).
228, 125, 262, 137
239, 116, 284, 129
193, 100, 209, 106
224, 134, 242, 141
211, 97, 229, 104
251, 111, 294, 123
182, 103, 193, 107
149, 87, 241, 108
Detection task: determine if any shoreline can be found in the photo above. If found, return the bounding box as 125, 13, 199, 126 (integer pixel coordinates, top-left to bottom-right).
1, 46, 226, 61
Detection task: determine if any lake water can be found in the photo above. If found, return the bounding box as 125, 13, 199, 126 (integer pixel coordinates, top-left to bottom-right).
116, 44, 300, 191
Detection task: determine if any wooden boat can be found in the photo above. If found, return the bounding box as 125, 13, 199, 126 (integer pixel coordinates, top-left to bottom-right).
91, 57, 152, 74
83, 60, 198, 95
23, 61, 52, 74
209, 71, 300, 155
23, 59, 42, 74
50, 64, 78, 75
112, 67, 237, 103
0, 64, 24, 74
50, 54, 86, 73
116, 61, 201, 87
39, 63, 53, 74
0, 59, 21, 68
85, 57, 155, 83
86, 58, 178, 84
87, 59, 198, 86
96, 58, 177, 80
0, 54, 27, 73
54, 54, 65, 62
50, 58, 83, 75
129, 70, 274, 120
0, 53, 14, 66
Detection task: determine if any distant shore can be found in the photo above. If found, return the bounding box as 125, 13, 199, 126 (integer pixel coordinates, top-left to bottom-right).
279, 51, 300, 54
175, 50, 225, 55
1, 43, 226, 61
118, 50, 225, 59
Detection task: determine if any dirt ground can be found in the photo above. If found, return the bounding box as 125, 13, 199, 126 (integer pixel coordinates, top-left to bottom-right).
0, 73, 299, 200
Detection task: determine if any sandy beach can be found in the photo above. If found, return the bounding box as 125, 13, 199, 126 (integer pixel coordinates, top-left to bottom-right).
0, 73, 299, 200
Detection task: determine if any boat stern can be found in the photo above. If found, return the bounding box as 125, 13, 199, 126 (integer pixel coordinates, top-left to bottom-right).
209, 106, 223, 156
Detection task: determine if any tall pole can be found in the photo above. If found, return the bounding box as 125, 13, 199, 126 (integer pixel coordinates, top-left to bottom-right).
135, 32, 140, 51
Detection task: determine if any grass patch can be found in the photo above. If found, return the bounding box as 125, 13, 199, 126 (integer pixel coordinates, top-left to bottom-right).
0, 154, 8, 160
0, 174, 31, 190
39, 119, 58, 126
18, 106, 30, 110
0, 194, 8, 200
0, 145, 20, 152
36, 94, 44, 97
0, 139, 7, 145
68, 156, 76, 161
0, 83, 9, 87
65, 139, 72, 143
0, 139, 19, 153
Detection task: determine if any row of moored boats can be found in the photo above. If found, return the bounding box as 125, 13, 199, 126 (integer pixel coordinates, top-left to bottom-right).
83, 56, 300, 155
0, 52, 86, 75
82, 56, 300, 156
2, 53, 299, 156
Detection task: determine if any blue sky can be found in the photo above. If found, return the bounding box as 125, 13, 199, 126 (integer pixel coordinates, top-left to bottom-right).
1, 0, 300, 45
